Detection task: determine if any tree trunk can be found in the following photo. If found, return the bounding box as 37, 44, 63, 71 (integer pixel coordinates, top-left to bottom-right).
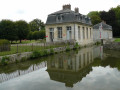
20, 39, 22, 43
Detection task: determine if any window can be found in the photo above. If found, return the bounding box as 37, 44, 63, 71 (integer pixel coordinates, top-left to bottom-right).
66, 26, 72, 40
83, 27, 85, 39
50, 28, 54, 32
78, 26, 80, 40
57, 27, 62, 38
67, 26, 71, 31
86, 27, 88, 39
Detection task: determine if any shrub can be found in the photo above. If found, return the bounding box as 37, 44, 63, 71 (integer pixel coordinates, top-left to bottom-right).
50, 48, 54, 55
95, 41, 101, 45
43, 50, 49, 56
1, 56, 10, 65
66, 46, 70, 52
73, 42, 79, 50
30, 51, 41, 59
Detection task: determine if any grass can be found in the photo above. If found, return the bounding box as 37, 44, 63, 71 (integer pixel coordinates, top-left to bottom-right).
114, 38, 120, 42
0, 44, 65, 56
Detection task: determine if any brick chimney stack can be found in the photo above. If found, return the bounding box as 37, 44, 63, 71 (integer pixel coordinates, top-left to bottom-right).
75, 8, 79, 13
63, 4, 71, 10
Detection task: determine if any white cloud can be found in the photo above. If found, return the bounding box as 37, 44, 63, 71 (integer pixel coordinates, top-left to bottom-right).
0, 0, 119, 23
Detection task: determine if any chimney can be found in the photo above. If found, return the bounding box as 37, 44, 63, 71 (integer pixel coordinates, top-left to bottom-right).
75, 8, 79, 13
63, 4, 71, 10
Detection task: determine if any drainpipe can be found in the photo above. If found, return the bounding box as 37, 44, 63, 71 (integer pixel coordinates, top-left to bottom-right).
74, 23, 75, 40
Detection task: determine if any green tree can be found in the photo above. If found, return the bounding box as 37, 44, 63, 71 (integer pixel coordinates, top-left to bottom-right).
0, 20, 18, 43
39, 30, 45, 39
32, 30, 45, 40
87, 11, 101, 25
27, 31, 33, 41
15, 20, 30, 43
32, 31, 40, 40
29, 19, 45, 32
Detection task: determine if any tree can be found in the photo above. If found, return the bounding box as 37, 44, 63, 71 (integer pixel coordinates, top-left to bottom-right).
0, 20, 18, 43
27, 31, 33, 41
29, 19, 45, 32
32, 30, 45, 40
87, 11, 101, 25
15, 20, 30, 43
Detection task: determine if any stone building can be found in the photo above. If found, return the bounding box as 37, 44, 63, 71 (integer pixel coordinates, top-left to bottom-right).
45, 4, 93, 46
93, 21, 113, 43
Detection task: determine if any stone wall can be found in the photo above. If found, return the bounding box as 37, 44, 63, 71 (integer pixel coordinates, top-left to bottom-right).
103, 42, 120, 50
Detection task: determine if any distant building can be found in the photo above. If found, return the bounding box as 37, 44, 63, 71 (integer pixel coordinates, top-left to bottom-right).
45, 4, 93, 46
93, 21, 113, 43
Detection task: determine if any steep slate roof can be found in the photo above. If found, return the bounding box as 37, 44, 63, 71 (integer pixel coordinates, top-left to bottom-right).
93, 22, 112, 30
46, 8, 92, 25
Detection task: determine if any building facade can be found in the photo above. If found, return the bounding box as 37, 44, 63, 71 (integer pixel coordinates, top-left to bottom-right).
45, 4, 93, 46
93, 21, 113, 43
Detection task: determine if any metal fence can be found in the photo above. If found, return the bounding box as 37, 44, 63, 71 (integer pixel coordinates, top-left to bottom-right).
0, 40, 75, 56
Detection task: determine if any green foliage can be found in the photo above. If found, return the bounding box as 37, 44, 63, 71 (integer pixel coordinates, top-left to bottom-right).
32, 30, 45, 40
50, 48, 54, 55
29, 18, 45, 32
74, 42, 79, 50
88, 5, 120, 37
87, 11, 101, 25
1, 56, 10, 65
15, 20, 30, 43
27, 32, 33, 40
30, 51, 41, 59
0, 20, 18, 42
0, 39, 10, 45
95, 41, 101, 45
43, 50, 49, 56
66, 46, 70, 52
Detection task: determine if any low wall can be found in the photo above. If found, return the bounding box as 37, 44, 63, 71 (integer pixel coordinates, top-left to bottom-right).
103, 42, 120, 50
0, 45, 74, 64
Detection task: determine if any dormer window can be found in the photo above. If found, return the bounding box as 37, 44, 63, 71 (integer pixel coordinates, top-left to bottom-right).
58, 16, 61, 21
56, 15, 64, 22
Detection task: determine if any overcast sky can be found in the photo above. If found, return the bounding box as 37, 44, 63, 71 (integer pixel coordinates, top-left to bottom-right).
0, 0, 119, 23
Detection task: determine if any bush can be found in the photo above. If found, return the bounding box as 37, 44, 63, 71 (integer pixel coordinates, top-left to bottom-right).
66, 46, 70, 52
50, 48, 54, 55
30, 51, 41, 59
43, 50, 49, 56
73, 42, 79, 50
0, 39, 10, 52
30, 50, 49, 59
1, 56, 10, 65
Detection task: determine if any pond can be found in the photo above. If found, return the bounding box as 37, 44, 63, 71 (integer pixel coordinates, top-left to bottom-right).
0, 46, 120, 90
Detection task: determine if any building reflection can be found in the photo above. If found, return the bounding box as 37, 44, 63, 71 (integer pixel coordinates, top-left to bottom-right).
46, 46, 103, 87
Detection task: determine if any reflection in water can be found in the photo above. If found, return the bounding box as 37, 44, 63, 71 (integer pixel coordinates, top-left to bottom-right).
0, 61, 47, 83
1, 45, 120, 89
46, 46, 103, 87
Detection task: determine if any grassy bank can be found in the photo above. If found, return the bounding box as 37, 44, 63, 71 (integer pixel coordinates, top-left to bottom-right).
114, 38, 120, 42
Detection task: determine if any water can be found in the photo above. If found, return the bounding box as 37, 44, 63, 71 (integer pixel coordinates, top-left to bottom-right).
0, 46, 120, 90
